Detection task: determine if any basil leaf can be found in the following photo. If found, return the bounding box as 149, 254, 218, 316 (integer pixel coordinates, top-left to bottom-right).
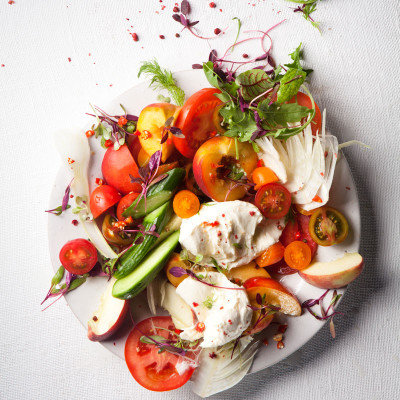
235, 69, 273, 102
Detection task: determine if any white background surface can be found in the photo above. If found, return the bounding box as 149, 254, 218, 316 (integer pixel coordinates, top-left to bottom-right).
0, 1, 399, 399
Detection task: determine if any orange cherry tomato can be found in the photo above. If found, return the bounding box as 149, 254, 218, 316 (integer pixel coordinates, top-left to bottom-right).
252, 167, 279, 190
173, 190, 200, 219
288, 92, 322, 135
283, 241, 312, 270
256, 242, 285, 267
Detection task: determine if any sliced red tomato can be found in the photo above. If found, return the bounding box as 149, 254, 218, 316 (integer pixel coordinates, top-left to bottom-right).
59, 238, 98, 275
296, 213, 318, 257
116, 192, 140, 221
125, 316, 195, 392
173, 88, 223, 158
255, 183, 291, 219
102, 144, 142, 195
89, 184, 122, 219
288, 92, 322, 135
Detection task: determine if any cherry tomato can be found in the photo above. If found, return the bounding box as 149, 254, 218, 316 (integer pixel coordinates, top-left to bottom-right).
89, 184, 122, 219
125, 316, 196, 392
101, 144, 142, 195
283, 241, 312, 270
173, 190, 200, 219
102, 214, 135, 246
116, 192, 140, 221
173, 88, 223, 158
255, 183, 291, 219
59, 238, 98, 275
309, 207, 349, 246
288, 92, 322, 135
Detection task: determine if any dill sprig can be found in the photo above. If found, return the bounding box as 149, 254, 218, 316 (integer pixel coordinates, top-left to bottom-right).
138, 60, 186, 106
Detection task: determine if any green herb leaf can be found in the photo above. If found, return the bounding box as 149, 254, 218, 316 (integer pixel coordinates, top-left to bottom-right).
233, 243, 242, 249
138, 59, 186, 106
180, 249, 189, 261
195, 254, 204, 264
47, 204, 71, 216
140, 335, 167, 345
203, 61, 221, 89
258, 101, 311, 127
51, 266, 65, 286
231, 17, 242, 51
157, 94, 171, 103
235, 69, 274, 102
68, 277, 87, 291
203, 296, 215, 309
210, 257, 226, 274
277, 69, 307, 104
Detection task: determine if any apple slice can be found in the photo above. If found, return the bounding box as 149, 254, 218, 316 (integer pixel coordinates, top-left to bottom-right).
299, 252, 364, 289
88, 278, 129, 341
244, 277, 302, 317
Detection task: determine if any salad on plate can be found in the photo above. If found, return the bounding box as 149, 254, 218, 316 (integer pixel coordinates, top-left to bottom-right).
45, 28, 364, 397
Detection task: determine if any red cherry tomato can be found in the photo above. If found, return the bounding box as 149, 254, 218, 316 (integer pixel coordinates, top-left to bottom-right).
255, 183, 291, 219
101, 144, 142, 195
116, 192, 140, 221
89, 184, 122, 219
173, 88, 223, 158
125, 316, 196, 392
59, 238, 98, 275
288, 92, 322, 135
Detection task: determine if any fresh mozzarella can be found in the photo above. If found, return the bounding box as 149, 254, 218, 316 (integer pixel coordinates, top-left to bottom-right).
175, 272, 252, 348
179, 200, 284, 269
256, 110, 339, 211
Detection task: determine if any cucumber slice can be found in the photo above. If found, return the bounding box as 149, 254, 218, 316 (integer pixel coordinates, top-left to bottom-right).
114, 201, 173, 279
112, 230, 180, 300
123, 168, 186, 219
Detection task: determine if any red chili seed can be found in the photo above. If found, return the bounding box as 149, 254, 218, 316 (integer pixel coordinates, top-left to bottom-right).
131, 33, 138, 41
214, 28, 221, 35
242, 53, 249, 58
159, 34, 165, 39
209, 2, 216, 7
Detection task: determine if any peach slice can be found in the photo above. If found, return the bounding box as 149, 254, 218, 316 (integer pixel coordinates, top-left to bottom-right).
226, 261, 271, 286
299, 252, 364, 289
87, 278, 129, 341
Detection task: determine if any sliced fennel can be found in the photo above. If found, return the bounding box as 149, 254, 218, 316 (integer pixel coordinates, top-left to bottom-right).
146, 274, 167, 315
191, 336, 259, 398
53, 128, 117, 259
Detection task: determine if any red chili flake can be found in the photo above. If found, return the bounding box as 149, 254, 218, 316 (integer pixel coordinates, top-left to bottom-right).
67, 57, 71, 62
175, 33, 180, 37
222, 214, 225, 217
219, 8, 222, 12
109, 84, 113, 87
159, 34, 165, 39
263, 339, 269, 346
118, 116, 128, 126
242, 53, 249, 58
249, 211, 256, 216
324, 151, 328, 158
214, 28, 221, 35
174, 328, 182, 334
67, 157, 75, 164
217, 231, 222, 237
202, 221, 220, 227
104, 139, 113, 148
173, 6, 179, 12
70, 194, 74, 198
72, 219, 79, 226
85, 129, 95, 137
234, 234, 238, 239
142, 130, 152, 139
195, 322, 205, 332
223, 331, 227, 335
92, 315, 98, 321
192, 302, 199, 307
95, 178, 103, 185
209, 130, 217, 137
113, 342, 116, 346
221, 262, 226, 265
125, 18, 129, 21
320, 172, 324, 177
131, 32, 139, 41
277, 341, 285, 349
134, 130, 141, 136
1, 64, 5, 67
278, 324, 288, 333
220, 306, 224, 310
256, 159, 265, 167
312, 194, 323, 203
277, 224, 283, 231
209, 352, 217, 359
209, 2, 216, 7
8, 1, 15, 5
228, 319, 232, 325
346, 186, 351, 190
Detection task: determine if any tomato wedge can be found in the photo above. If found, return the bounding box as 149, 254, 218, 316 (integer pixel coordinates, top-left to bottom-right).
116, 192, 140, 221
255, 183, 291, 219
125, 317, 196, 392
173, 88, 223, 158
59, 238, 98, 275
89, 184, 122, 219
288, 92, 322, 135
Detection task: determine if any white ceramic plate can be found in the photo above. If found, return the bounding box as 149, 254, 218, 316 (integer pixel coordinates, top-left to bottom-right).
47, 70, 360, 374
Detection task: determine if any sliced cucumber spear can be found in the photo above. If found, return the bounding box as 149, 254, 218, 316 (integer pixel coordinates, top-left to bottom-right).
112, 230, 180, 300
114, 201, 173, 279
122, 168, 186, 219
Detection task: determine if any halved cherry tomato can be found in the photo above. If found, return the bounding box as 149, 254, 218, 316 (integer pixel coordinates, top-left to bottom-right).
59, 238, 98, 275
101, 144, 142, 195
173, 88, 223, 158
309, 207, 349, 246
283, 241, 312, 270
252, 167, 279, 190
255, 183, 291, 219
256, 242, 285, 267
125, 316, 196, 392
102, 214, 135, 246
89, 184, 122, 219
116, 192, 140, 221
173, 190, 200, 219
288, 92, 322, 135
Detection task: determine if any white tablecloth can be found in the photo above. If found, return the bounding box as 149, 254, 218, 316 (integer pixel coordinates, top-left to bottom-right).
1, 1, 399, 399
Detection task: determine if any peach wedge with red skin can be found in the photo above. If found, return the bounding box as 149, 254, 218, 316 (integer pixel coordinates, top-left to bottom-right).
88, 278, 129, 341
299, 252, 364, 289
